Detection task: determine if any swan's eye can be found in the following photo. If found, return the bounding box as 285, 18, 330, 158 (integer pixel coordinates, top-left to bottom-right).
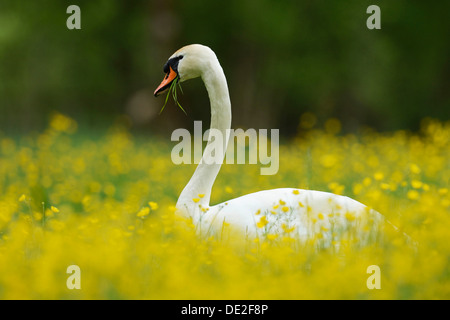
163, 55, 184, 73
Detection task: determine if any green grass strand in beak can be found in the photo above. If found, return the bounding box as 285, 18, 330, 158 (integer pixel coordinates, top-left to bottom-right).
159, 78, 187, 115
172, 80, 187, 115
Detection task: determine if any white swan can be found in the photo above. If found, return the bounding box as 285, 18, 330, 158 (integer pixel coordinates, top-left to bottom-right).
154, 44, 383, 243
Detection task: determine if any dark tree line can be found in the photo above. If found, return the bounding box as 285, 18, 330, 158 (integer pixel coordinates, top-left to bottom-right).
0, 0, 448, 136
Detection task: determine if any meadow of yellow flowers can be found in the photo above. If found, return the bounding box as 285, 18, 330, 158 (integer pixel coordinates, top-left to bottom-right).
0, 113, 449, 299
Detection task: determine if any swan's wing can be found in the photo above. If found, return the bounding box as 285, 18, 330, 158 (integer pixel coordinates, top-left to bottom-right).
204, 188, 382, 244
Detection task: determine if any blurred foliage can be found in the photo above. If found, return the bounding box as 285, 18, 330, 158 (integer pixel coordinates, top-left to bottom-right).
0, 0, 449, 136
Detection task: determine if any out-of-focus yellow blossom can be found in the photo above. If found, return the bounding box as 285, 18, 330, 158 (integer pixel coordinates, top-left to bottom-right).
409, 163, 421, 174
148, 201, 159, 210
282, 224, 295, 233
324, 118, 341, 135
0, 114, 448, 299
345, 212, 356, 222
353, 183, 363, 195
411, 180, 423, 189
328, 182, 344, 195
363, 177, 372, 186
50, 206, 60, 213
266, 234, 278, 241
49, 112, 77, 133
137, 207, 150, 218
374, 172, 384, 181
256, 216, 269, 228
407, 190, 420, 200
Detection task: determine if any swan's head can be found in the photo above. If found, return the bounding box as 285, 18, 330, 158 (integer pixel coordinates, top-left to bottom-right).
154, 44, 217, 96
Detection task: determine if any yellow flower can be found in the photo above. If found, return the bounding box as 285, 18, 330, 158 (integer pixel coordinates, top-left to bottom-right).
50, 113, 77, 133
256, 216, 268, 228
279, 200, 286, 205
381, 183, 390, 190
255, 209, 261, 215
266, 234, 278, 241
292, 189, 300, 195
345, 212, 356, 221
19, 194, 27, 202
320, 154, 338, 168
282, 223, 295, 233
328, 182, 344, 195
410, 163, 421, 174
281, 206, 289, 213
325, 118, 341, 135
50, 206, 60, 213
137, 207, 150, 218
353, 183, 363, 195
363, 177, 372, 186
298, 201, 304, 208
192, 198, 200, 203
411, 180, 423, 189
407, 190, 420, 200
374, 172, 384, 181
201, 206, 209, 213
317, 213, 324, 220
148, 201, 159, 210
33, 212, 43, 221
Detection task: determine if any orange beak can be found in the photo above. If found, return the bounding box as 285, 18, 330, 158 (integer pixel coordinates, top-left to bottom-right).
154, 66, 178, 97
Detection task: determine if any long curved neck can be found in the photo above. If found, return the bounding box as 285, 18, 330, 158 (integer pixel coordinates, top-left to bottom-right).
176, 59, 232, 215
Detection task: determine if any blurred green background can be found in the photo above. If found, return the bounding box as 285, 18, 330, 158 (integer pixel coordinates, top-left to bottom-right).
0, 0, 449, 137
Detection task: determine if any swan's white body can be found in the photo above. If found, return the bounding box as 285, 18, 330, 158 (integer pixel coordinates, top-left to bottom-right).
155, 44, 382, 242
186, 188, 378, 243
